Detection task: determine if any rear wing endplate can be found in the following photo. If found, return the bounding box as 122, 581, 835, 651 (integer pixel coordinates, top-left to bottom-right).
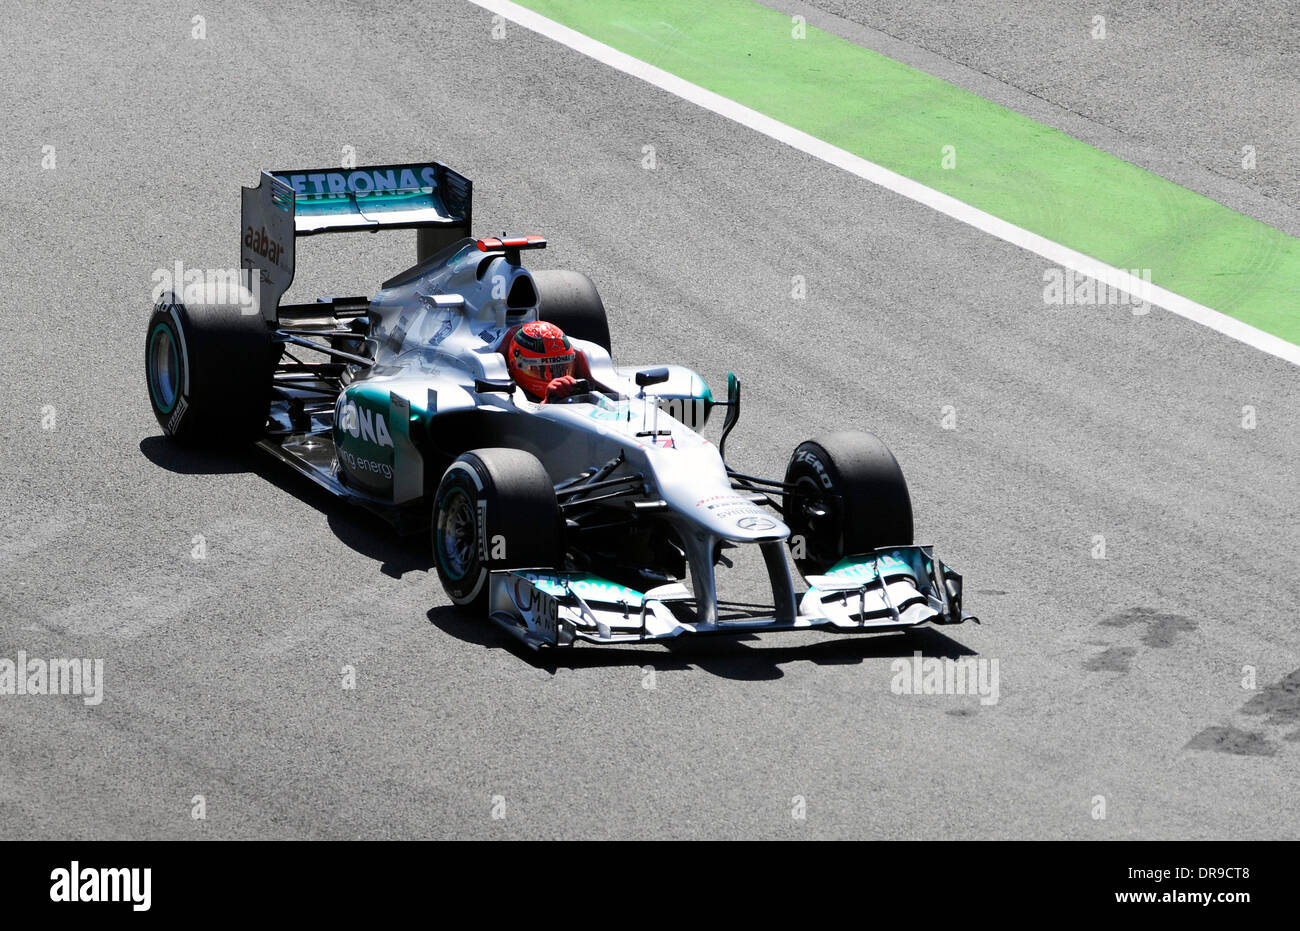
241, 162, 472, 322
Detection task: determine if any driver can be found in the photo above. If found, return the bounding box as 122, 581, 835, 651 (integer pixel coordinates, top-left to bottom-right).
505, 320, 582, 403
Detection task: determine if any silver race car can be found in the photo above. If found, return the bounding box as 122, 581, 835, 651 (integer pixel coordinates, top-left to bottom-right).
144, 161, 976, 648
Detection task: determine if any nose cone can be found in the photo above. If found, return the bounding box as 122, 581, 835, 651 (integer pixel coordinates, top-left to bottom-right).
690, 492, 790, 542
649, 443, 790, 543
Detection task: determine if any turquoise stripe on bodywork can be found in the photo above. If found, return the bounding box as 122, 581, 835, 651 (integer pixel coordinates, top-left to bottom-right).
521, 571, 646, 605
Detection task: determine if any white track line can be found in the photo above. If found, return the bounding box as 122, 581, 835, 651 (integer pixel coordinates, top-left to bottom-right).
470, 0, 1300, 368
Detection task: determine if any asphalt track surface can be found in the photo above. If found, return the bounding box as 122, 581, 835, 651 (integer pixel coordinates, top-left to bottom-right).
2, 1, 1297, 839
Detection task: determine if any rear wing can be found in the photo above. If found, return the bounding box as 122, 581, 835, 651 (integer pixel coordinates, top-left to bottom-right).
241, 162, 472, 321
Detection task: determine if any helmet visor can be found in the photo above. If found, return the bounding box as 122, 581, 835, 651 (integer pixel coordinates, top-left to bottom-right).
517, 352, 575, 384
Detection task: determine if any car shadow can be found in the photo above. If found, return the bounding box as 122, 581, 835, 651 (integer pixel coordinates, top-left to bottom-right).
139, 434, 431, 579
427, 604, 976, 681
139, 435, 253, 475
248, 452, 433, 579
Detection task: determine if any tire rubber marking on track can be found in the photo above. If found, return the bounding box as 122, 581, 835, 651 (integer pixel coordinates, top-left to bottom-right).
468, 0, 1300, 368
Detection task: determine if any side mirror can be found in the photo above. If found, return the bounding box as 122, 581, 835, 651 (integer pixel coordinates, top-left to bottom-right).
474, 377, 515, 395
635, 367, 671, 388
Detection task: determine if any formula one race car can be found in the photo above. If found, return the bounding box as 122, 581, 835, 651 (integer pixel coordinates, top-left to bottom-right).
144, 161, 976, 648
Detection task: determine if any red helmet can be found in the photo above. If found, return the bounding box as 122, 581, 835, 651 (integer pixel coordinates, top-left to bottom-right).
506, 321, 576, 398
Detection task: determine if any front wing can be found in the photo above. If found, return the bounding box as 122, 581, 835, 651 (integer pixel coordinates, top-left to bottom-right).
486, 546, 976, 649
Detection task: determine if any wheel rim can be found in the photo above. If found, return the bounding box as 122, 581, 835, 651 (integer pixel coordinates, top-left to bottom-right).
436, 487, 478, 581
148, 323, 180, 413
794, 475, 840, 569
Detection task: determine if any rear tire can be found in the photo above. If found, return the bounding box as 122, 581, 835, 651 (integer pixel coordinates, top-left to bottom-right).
531, 269, 611, 353
432, 448, 564, 609
145, 294, 277, 445
782, 431, 913, 577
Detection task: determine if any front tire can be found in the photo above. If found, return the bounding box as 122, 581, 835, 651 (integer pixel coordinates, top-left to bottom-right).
432, 448, 564, 608
145, 294, 277, 445
782, 431, 913, 577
